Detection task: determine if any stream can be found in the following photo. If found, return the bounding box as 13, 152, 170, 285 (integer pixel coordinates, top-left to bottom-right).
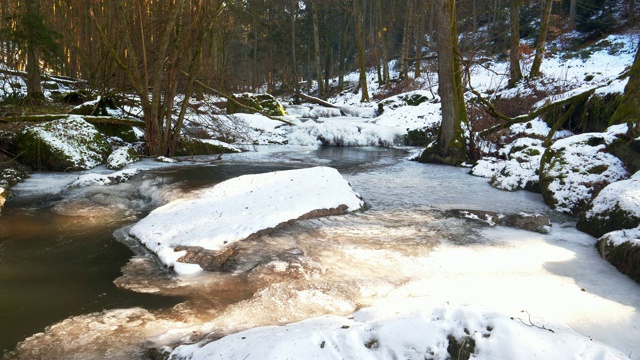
2, 146, 639, 359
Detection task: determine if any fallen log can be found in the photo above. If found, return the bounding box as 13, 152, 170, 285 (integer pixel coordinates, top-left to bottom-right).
0, 114, 144, 127
294, 92, 339, 108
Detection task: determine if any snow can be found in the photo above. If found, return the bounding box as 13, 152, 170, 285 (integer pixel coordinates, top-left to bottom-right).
171, 303, 627, 360
69, 169, 140, 187
128, 166, 364, 274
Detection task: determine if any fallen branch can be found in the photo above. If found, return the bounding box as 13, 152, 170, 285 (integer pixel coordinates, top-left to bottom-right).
181, 70, 294, 126
472, 85, 598, 136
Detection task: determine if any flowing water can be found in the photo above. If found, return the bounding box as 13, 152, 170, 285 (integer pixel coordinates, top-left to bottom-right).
2, 146, 639, 359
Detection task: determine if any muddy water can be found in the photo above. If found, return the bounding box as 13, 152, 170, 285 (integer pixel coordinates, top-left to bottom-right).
1, 147, 410, 357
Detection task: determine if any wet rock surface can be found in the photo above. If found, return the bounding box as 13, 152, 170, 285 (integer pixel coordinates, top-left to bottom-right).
447, 209, 552, 234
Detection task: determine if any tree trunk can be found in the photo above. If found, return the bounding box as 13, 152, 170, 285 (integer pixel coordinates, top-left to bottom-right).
414, 0, 426, 79
354, 0, 370, 102
568, 0, 577, 30
420, 0, 468, 165
311, 0, 324, 98
25, 1, 43, 100
508, 0, 523, 87
609, 42, 640, 131
530, 0, 553, 78
400, 0, 415, 79
291, 0, 299, 96
338, 13, 350, 91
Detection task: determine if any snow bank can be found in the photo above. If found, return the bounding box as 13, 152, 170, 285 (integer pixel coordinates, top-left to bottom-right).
129, 167, 364, 274
171, 303, 627, 360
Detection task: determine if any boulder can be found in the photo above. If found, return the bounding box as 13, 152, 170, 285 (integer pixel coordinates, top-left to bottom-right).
539, 132, 628, 215
13, 116, 112, 171
107, 146, 140, 170
226, 93, 286, 116
577, 171, 640, 238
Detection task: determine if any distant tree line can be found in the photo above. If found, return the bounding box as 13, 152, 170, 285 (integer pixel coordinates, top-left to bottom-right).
0, 0, 635, 160
1, 0, 631, 98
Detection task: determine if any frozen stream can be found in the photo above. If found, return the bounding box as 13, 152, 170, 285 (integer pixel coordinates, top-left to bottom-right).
2, 146, 640, 359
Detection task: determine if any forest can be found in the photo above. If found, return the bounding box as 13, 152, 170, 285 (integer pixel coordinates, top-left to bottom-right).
1, 0, 640, 359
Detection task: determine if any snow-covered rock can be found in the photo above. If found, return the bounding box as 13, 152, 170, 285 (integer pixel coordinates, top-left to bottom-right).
577, 171, 640, 237
107, 146, 139, 170
489, 138, 545, 192
170, 303, 628, 360
539, 131, 628, 215
128, 167, 364, 274
14, 116, 112, 171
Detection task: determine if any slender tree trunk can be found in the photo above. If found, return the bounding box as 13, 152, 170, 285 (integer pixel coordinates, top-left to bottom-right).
252, 22, 259, 92
354, 0, 370, 102
530, 0, 553, 78
400, 0, 415, 79
508, 0, 523, 87
414, 0, 426, 79
291, 0, 299, 96
25, 1, 43, 100
338, 13, 350, 91
568, 0, 577, 30
311, 0, 324, 98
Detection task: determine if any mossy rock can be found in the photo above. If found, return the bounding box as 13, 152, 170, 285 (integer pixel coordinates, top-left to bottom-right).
13, 117, 112, 171
174, 138, 240, 156
107, 146, 140, 170
596, 237, 640, 284
226, 93, 286, 116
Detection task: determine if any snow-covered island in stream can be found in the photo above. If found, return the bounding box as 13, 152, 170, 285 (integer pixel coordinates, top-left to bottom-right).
128, 166, 364, 274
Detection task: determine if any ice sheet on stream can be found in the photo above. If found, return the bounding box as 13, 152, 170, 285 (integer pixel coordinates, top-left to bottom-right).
7, 155, 640, 359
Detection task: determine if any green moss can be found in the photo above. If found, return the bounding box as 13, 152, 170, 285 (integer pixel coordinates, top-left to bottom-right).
597, 239, 640, 284
227, 93, 286, 116
403, 93, 428, 106
93, 123, 139, 143
577, 205, 640, 238
605, 138, 640, 174
174, 138, 239, 156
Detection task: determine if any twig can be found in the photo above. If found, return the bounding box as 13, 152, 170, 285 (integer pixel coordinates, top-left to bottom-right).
512, 310, 555, 333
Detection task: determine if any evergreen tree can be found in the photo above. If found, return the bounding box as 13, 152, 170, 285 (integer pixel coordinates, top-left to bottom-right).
4, 0, 61, 100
